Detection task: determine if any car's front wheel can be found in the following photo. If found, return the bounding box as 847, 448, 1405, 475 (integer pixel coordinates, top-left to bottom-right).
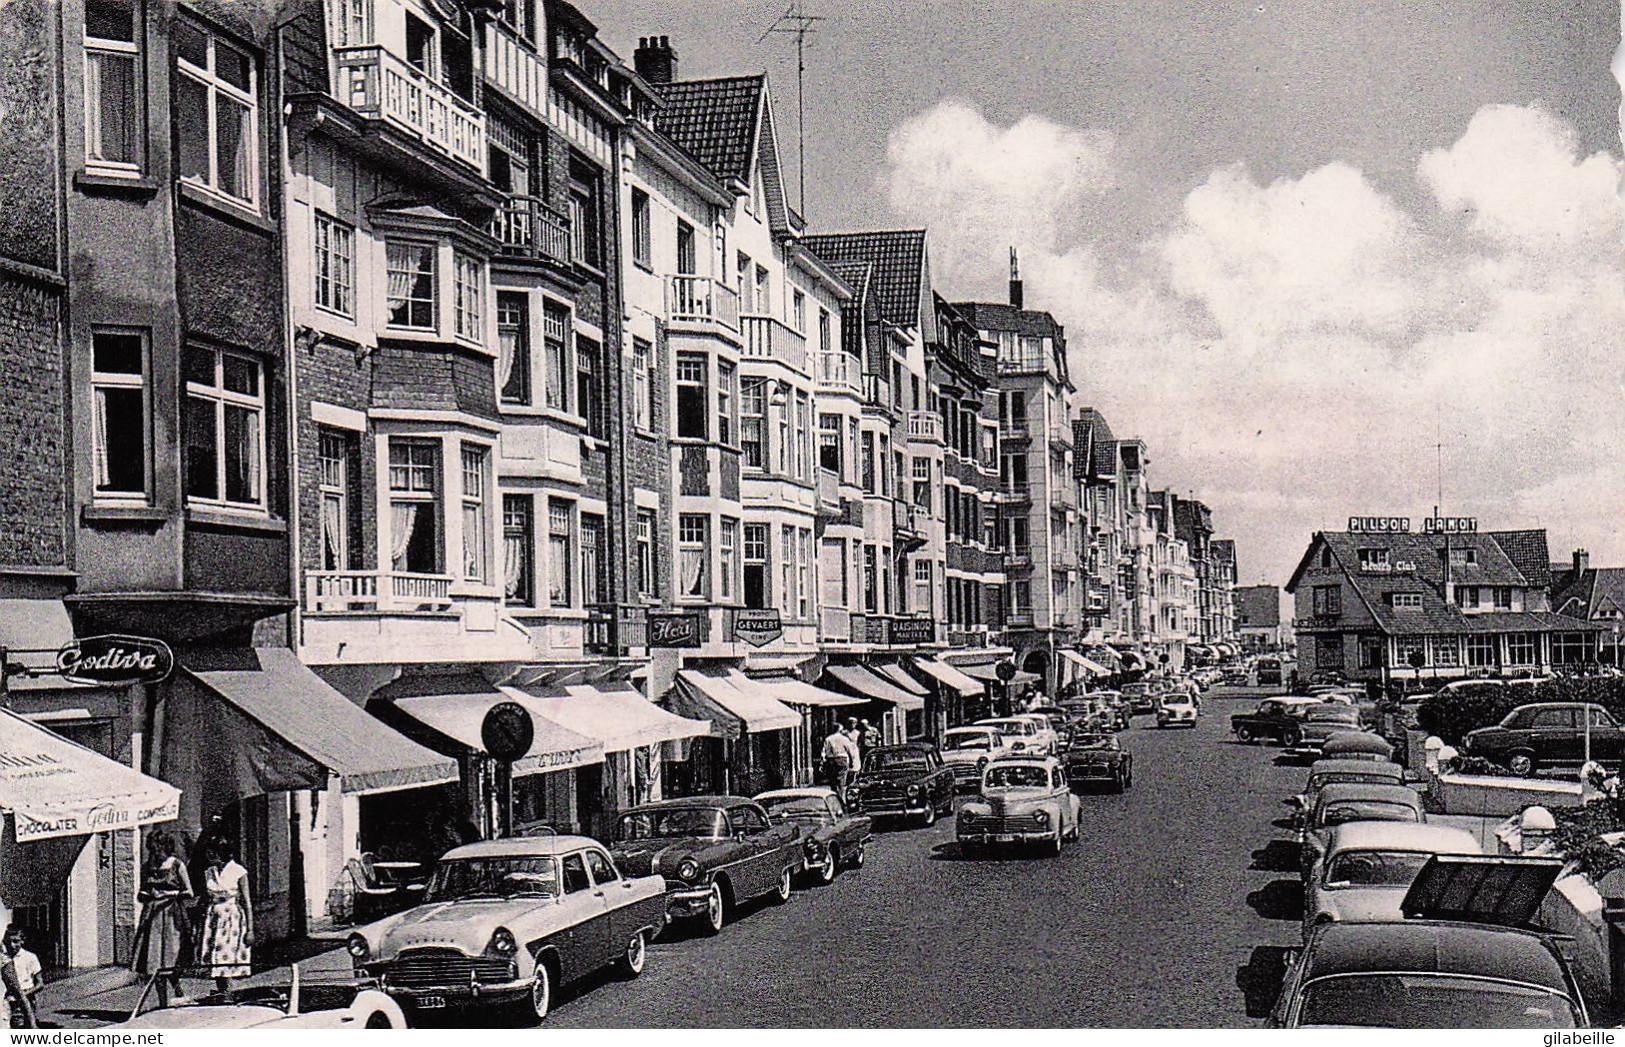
1236, 726, 1255, 744
771, 866, 793, 903
1508, 751, 1537, 777
814, 849, 837, 884
617, 930, 646, 978
528, 961, 553, 1023
702, 882, 726, 935
921, 801, 937, 827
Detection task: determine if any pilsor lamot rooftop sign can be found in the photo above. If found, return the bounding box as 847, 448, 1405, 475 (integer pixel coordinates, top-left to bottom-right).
1347, 516, 1478, 535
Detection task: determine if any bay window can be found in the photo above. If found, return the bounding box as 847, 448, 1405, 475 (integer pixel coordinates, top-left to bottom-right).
581, 513, 606, 605
717, 361, 735, 446
385, 241, 436, 330
741, 378, 766, 467
798, 529, 812, 620
460, 446, 489, 582
388, 439, 441, 574
743, 523, 768, 609
547, 499, 572, 606
719, 518, 737, 601
174, 20, 256, 206
781, 526, 795, 612
675, 353, 707, 439
453, 251, 484, 342
90, 329, 149, 501
84, 0, 142, 172
577, 335, 602, 436
543, 301, 569, 411
503, 494, 534, 605
795, 392, 810, 480
818, 414, 841, 474
678, 514, 708, 600
498, 291, 530, 405
183, 346, 265, 511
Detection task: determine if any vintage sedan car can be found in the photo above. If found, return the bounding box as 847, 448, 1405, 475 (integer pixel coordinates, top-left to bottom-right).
1284, 703, 1367, 760
940, 726, 1015, 790
974, 716, 1054, 756
1301, 822, 1482, 940
754, 786, 872, 883
1062, 731, 1133, 793
347, 836, 667, 1023
1298, 782, 1426, 880
113, 966, 406, 1029
957, 756, 1082, 857
1461, 701, 1625, 776
1007, 713, 1063, 754
610, 797, 806, 935
1122, 682, 1158, 715
1290, 758, 1406, 834
1231, 696, 1323, 745
1156, 693, 1198, 728
851, 743, 957, 824
1272, 856, 1579, 1028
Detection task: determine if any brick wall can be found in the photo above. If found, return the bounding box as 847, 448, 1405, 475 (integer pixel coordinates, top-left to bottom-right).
0, 0, 60, 274
0, 273, 66, 568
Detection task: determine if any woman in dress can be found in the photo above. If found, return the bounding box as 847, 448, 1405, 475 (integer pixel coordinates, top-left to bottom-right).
196, 838, 253, 990
131, 829, 192, 996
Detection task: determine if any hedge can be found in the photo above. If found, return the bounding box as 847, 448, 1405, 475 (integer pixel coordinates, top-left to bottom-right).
1414, 676, 1625, 746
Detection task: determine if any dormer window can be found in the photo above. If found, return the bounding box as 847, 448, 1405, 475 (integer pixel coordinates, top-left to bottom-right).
1450, 547, 1477, 566
1357, 548, 1389, 568
1391, 592, 1422, 610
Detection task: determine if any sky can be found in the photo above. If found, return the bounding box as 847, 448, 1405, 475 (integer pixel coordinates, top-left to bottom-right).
588, 0, 1623, 586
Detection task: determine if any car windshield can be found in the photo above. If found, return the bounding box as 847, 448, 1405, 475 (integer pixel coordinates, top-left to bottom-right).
1324, 849, 1434, 888
1299, 974, 1579, 1028
1316, 802, 1420, 827
760, 798, 832, 825
869, 750, 930, 772
1070, 735, 1114, 750
616, 807, 727, 841
1308, 707, 1361, 724
985, 766, 1049, 789
943, 733, 994, 752
426, 856, 561, 901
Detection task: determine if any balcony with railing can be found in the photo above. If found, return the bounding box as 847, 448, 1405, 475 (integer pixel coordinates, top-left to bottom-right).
305, 570, 454, 612
1000, 417, 1031, 442
908, 411, 944, 444
300, 567, 534, 665
815, 351, 861, 395
333, 46, 485, 172
862, 374, 891, 410
667, 276, 740, 332
490, 196, 572, 266
740, 314, 808, 372
1002, 481, 1034, 504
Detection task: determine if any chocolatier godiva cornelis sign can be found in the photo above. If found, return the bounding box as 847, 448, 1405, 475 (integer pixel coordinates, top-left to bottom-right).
54, 634, 175, 687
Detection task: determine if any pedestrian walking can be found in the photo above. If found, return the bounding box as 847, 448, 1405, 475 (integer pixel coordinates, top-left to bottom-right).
859, 718, 881, 753
131, 829, 193, 995
820, 722, 858, 796
3, 926, 39, 1026
197, 838, 254, 990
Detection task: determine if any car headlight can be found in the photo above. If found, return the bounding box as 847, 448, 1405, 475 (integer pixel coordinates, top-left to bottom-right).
346, 934, 370, 961
676, 859, 700, 883
489, 928, 517, 956
1033, 809, 1050, 826
804, 837, 824, 860
907, 784, 922, 798
976, 756, 988, 769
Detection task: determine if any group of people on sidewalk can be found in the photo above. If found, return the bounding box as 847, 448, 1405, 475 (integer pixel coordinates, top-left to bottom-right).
129, 828, 256, 1002
819, 717, 883, 796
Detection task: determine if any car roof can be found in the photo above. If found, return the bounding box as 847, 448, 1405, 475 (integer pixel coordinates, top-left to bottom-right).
1310, 758, 1404, 777
1271, 696, 1325, 706
754, 787, 835, 802
1325, 821, 1480, 855
621, 796, 750, 812
1301, 920, 1570, 993
987, 755, 1061, 769
1313, 783, 1421, 807
945, 725, 997, 734
443, 835, 603, 860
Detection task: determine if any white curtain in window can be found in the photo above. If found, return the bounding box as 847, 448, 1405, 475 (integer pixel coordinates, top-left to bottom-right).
387, 259, 414, 305
92, 388, 111, 488
322, 494, 344, 568
390, 503, 417, 569
498, 326, 519, 391
681, 547, 704, 596
504, 532, 525, 598
236, 409, 261, 500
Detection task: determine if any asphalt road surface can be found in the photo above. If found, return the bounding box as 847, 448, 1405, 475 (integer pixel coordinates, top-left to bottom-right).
548, 696, 1310, 1028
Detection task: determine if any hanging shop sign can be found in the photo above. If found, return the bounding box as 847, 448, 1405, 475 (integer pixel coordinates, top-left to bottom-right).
648, 612, 703, 648
731, 610, 783, 648
54, 634, 174, 687
887, 617, 936, 646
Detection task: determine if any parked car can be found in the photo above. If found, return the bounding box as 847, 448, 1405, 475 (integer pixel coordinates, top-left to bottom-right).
1009, 713, 1063, 754
1460, 701, 1625, 776
348, 836, 668, 1023
1272, 856, 1579, 1028
1231, 696, 1323, 745
754, 787, 872, 884
1284, 703, 1367, 760
1297, 783, 1428, 881
1156, 693, 1199, 729
609, 797, 805, 936
1256, 658, 1284, 686
957, 756, 1082, 857
1123, 683, 1158, 715
940, 726, 1015, 790
1062, 731, 1133, 793
974, 716, 1054, 756
114, 966, 407, 1029
850, 742, 957, 824
1321, 732, 1395, 762
1290, 758, 1406, 837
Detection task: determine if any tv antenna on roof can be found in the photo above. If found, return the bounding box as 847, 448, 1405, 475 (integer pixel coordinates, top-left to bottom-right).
759, 4, 825, 219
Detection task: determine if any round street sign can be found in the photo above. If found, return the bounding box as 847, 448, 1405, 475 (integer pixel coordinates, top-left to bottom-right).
995, 661, 1016, 682
481, 701, 535, 763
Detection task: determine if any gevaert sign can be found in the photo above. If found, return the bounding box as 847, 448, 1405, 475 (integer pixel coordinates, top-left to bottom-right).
54, 634, 174, 687
1348, 516, 1411, 534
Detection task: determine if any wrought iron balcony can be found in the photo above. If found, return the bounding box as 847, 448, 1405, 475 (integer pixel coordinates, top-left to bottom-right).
333, 46, 485, 172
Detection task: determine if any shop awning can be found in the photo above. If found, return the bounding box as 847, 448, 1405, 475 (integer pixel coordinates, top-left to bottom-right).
1187, 645, 1213, 659
386, 686, 604, 778
822, 665, 926, 712
1060, 650, 1111, 677
673, 669, 802, 739
1087, 646, 1123, 669
912, 658, 984, 697
184, 650, 460, 795
744, 652, 814, 675
749, 676, 864, 708
0, 708, 179, 842
874, 663, 930, 696
506, 683, 711, 752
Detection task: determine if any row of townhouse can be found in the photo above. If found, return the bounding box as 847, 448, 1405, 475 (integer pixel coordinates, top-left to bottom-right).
0, 0, 1240, 965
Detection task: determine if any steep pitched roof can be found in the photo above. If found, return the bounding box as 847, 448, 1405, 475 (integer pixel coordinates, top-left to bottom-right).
801, 230, 928, 328
953, 301, 1065, 341
1552, 566, 1625, 621
1490, 529, 1552, 588
651, 75, 764, 186
1074, 407, 1118, 480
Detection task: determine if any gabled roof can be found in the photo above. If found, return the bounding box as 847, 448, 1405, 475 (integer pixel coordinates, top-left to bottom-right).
651, 75, 764, 186
801, 230, 928, 328
1490, 530, 1551, 588
1551, 566, 1625, 621
953, 301, 1065, 341
1075, 407, 1118, 480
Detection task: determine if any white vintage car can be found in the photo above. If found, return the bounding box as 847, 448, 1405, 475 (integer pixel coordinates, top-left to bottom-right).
956, 755, 1082, 857
939, 726, 1016, 789
346, 835, 667, 1023
112, 964, 407, 1029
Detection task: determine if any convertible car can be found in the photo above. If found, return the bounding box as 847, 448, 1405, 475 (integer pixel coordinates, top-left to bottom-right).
755, 786, 873, 883
112, 965, 406, 1029
347, 835, 667, 1023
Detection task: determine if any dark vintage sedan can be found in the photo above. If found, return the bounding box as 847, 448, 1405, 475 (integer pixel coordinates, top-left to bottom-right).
754, 787, 872, 883
1063, 731, 1133, 793
1270, 855, 1580, 1028
1461, 701, 1625, 776
850, 743, 957, 825
607, 797, 806, 936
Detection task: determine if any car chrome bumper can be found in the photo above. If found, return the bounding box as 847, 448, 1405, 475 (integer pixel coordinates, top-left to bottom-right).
958, 830, 1058, 844
859, 803, 932, 815
380, 978, 531, 1004
666, 884, 714, 915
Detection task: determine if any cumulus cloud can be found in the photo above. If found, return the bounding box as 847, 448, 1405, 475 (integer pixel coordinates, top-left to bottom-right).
880, 99, 1625, 584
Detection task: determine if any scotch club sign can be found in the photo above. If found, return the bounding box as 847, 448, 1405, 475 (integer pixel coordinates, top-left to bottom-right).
54, 634, 174, 687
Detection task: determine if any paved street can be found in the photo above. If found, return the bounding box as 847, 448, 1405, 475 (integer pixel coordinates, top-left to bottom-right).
549, 697, 1304, 1028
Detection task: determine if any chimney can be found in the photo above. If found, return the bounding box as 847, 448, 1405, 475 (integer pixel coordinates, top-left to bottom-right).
634, 35, 678, 85
1008, 246, 1023, 309
1575, 548, 1590, 575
